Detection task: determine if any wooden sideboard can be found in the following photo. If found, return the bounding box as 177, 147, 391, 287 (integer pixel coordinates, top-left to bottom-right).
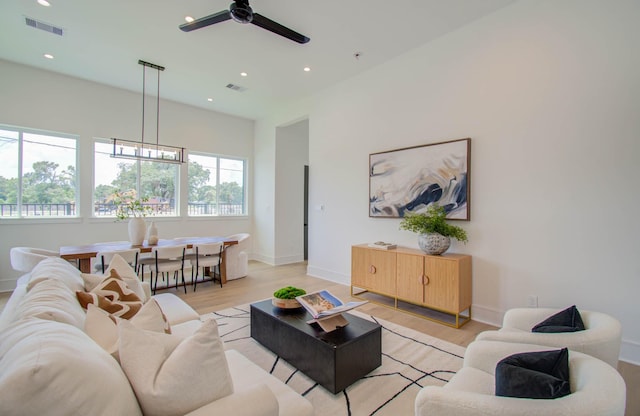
351, 244, 472, 328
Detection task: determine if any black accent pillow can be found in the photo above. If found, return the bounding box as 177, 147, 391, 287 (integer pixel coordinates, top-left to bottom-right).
532, 305, 585, 333
495, 348, 571, 399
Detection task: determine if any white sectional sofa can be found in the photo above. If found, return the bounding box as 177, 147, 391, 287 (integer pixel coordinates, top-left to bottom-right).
0, 256, 314, 416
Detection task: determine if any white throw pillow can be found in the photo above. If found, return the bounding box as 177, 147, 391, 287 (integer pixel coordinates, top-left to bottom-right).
118, 318, 234, 416
81, 254, 147, 302
27, 257, 84, 293
15, 279, 86, 329
84, 299, 171, 358
0, 318, 142, 416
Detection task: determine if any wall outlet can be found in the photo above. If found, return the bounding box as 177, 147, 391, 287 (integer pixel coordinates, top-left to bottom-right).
527, 295, 538, 308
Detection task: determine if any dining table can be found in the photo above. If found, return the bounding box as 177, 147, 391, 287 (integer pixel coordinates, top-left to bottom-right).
59, 236, 238, 284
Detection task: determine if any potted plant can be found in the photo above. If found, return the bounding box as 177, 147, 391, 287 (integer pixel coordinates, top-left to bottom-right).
111, 191, 153, 245
399, 204, 468, 255
272, 286, 306, 309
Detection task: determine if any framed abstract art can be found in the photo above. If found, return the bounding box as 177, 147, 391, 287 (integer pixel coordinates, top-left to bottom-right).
369, 138, 470, 219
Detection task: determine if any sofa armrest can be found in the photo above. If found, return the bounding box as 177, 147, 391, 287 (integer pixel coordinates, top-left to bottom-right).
184, 384, 278, 416
416, 385, 572, 416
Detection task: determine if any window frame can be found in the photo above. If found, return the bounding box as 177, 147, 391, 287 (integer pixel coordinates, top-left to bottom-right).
92, 138, 181, 219
0, 124, 79, 220
187, 151, 247, 217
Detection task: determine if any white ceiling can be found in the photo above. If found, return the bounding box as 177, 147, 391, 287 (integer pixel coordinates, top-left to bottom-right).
0, 0, 515, 120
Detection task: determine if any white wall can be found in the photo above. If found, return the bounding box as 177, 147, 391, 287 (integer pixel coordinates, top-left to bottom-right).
269, 0, 640, 362
0, 60, 255, 288
275, 120, 309, 265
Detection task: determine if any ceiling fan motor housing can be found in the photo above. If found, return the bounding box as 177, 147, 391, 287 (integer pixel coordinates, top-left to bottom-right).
230, 1, 253, 24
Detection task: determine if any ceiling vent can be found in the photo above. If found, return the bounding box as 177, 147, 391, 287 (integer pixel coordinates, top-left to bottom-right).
25, 17, 64, 36
226, 83, 247, 92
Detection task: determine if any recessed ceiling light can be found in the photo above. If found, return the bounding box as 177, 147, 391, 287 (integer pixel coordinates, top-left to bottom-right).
207, 98, 213, 102
185, 16, 194, 23
303, 67, 311, 72
240, 72, 248, 77
43, 53, 54, 59
37, 0, 51, 6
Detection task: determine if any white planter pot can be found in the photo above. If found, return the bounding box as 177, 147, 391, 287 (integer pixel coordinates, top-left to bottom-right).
128, 218, 146, 246
418, 233, 451, 255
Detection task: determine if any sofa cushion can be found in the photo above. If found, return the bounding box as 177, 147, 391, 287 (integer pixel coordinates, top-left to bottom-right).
81, 254, 147, 302
118, 318, 233, 416
532, 305, 585, 333
495, 348, 571, 399
84, 299, 171, 358
27, 257, 84, 293
225, 349, 315, 416
77, 269, 143, 319
0, 318, 142, 416
15, 279, 86, 329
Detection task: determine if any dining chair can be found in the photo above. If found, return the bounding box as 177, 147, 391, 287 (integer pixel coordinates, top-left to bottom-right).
188, 242, 224, 291
94, 248, 139, 274
224, 233, 250, 280
147, 245, 188, 294
10, 247, 59, 273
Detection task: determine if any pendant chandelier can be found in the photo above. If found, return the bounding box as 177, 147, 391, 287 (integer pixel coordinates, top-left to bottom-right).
111, 60, 185, 164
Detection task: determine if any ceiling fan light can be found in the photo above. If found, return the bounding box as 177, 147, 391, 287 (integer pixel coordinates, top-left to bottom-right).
230, 3, 253, 24
185, 16, 195, 23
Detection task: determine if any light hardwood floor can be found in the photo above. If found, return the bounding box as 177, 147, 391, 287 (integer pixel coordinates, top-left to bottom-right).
0, 260, 637, 415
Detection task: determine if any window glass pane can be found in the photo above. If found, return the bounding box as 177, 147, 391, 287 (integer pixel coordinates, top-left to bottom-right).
94, 141, 136, 216
188, 154, 217, 216
140, 161, 178, 216
94, 140, 178, 217
0, 129, 19, 217
219, 157, 244, 215
188, 154, 245, 216
0, 128, 77, 218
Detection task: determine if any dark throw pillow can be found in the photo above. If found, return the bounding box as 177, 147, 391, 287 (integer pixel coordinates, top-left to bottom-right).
532, 305, 586, 333
495, 348, 571, 399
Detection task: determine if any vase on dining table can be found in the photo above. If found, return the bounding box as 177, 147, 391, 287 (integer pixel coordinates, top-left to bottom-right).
146, 221, 159, 245
128, 218, 146, 246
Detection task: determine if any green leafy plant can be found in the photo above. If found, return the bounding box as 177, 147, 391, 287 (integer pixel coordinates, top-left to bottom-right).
111, 190, 153, 221
399, 204, 468, 243
273, 286, 306, 299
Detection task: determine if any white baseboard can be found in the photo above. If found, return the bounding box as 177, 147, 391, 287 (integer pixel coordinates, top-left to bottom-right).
0, 279, 17, 293
306, 265, 349, 285
620, 338, 640, 365
470, 304, 503, 328
273, 254, 304, 266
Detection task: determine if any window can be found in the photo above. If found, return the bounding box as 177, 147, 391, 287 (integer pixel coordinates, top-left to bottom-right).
188, 153, 246, 216
0, 125, 78, 218
93, 140, 179, 217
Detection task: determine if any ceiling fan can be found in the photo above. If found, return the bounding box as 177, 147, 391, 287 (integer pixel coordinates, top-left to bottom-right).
179, 0, 310, 44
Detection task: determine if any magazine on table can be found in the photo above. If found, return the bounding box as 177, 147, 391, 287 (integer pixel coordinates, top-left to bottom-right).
296, 290, 367, 320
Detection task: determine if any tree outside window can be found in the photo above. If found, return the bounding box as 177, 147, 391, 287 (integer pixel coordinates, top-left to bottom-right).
93, 140, 178, 217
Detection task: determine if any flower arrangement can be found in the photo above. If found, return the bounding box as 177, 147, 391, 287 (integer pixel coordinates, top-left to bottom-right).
111, 190, 153, 221
399, 204, 468, 243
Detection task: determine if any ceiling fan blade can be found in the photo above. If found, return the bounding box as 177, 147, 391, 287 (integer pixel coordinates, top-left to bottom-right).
179, 10, 231, 32
251, 13, 310, 44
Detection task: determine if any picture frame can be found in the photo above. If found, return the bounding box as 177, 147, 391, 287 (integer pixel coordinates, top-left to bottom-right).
369, 138, 471, 219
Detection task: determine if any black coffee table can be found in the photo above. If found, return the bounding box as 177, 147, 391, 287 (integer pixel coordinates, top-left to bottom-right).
250, 299, 382, 394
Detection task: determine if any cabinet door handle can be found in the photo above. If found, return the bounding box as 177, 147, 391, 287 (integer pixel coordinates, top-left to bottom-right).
424, 275, 430, 285
369, 265, 376, 274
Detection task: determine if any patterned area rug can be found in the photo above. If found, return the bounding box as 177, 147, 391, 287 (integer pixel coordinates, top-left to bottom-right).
205, 303, 466, 416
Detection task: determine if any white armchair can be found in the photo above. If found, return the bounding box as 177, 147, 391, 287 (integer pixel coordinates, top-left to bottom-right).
476, 308, 622, 368
225, 233, 250, 280
415, 340, 626, 416
10, 247, 59, 273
